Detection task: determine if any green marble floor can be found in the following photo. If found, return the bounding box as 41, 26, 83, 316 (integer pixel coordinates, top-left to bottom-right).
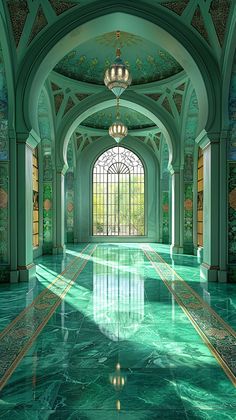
0, 243, 236, 420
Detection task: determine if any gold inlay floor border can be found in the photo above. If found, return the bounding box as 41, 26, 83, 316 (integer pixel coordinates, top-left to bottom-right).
142, 244, 236, 387
0, 244, 97, 391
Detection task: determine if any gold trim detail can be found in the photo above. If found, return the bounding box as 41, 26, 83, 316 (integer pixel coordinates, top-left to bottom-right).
142, 245, 236, 387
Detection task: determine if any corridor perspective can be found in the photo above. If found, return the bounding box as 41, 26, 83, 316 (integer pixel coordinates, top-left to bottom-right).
1, 243, 236, 419
1, 0, 236, 418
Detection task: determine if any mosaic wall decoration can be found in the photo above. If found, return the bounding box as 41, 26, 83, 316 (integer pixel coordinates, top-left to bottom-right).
64, 97, 75, 115
48, 0, 77, 16
7, 0, 29, 47
161, 1, 189, 16
0, 44, 9, 266
43, 155, 53, 252
0, 164, 9, 265
183, 90, 198, 251
228, 53, 236, 281
228, 163, 236, 265
54, 31, 182, 85
0, 121, 8, 161
38, 91, 54, 252
191, 5, 209, 43
32, 149, 39, 248
161, 141, 170, 243
28, 6, 48, 45
65, 171, 74, 243
162, 191, 169, 243
184, 182, 193, 251
228, 54, 236, 161
197, 149, 203, 248
54, 93, 64, 114
65, 140, 75, 243
209, 0, 231, 47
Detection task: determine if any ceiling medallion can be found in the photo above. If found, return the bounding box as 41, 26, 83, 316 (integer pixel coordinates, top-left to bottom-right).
109, 98, 128, 143
104, 31, 132, 98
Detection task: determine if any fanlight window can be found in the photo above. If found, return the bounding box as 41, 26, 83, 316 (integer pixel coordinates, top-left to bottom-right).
93, 147, 145, 236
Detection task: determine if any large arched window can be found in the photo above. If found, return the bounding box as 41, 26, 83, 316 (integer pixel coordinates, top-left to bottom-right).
93, 147, 145, 236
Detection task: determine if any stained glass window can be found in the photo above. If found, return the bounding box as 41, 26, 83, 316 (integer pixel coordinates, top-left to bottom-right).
93, 147, 145, 236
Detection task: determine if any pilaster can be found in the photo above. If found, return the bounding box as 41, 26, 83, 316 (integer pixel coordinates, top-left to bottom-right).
16, 130, 40, 281
169, 165, 184, 254
196, 130, 228, 282
53, 164, 67, 254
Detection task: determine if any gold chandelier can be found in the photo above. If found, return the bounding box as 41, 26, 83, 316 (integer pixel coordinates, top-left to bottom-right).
105, 31, 131, 143
104, 31, 132, 98
109, 98, 128, 143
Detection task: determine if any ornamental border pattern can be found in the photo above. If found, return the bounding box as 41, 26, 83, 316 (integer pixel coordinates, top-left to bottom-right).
142, 245, 236, 387
0, 243, 97, 391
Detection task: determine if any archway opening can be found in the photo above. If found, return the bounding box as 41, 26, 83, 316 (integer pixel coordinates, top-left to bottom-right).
92, 146, 145, 236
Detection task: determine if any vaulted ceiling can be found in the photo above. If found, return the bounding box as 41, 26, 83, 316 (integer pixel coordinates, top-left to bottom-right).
54, 31, 183, 86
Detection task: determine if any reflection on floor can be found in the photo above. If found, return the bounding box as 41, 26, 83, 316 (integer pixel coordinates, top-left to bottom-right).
0, 243, 236, 419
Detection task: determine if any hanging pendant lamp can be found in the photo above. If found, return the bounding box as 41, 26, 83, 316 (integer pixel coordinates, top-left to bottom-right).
104, 31, 132, 97
109, 98, 128, 143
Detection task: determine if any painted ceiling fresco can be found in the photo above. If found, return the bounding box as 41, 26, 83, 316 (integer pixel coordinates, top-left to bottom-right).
81, 106, 155, 130
54, 31, 183, 85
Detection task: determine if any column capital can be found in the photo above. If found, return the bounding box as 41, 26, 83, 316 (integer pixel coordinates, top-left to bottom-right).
168, 164, 184, 175
56, 163, 68, 176
196, 129, 230, 149
16, 128, 41, 149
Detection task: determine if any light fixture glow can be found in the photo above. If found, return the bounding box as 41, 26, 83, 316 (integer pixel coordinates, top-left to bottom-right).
104, 31, 132, 98
109, 98, 128, 143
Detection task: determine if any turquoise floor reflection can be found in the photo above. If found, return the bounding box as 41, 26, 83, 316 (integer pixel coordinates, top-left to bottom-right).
0, 244, 236, 419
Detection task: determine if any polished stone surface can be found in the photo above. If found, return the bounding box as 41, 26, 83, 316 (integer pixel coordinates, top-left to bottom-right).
0, 243, 236, 419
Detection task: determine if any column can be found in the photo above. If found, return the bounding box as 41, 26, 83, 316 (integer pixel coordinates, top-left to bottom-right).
170, 166, 184, 254
196, 131, 227, 282
53, 166, 66, 254
16, 130, 40, 282
218, 131, 228, 282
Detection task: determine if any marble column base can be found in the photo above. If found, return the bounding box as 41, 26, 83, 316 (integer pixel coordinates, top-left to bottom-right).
18, 263, 36, 282
10, 270, 19, 284
218, 269, 227, 283
170, 244, 183, 254
197, 246, 204, 263
200, 263, 219, 282
53, 245, 66, 255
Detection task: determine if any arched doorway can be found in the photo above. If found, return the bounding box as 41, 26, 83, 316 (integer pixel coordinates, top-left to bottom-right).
92, 146, 145, 236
